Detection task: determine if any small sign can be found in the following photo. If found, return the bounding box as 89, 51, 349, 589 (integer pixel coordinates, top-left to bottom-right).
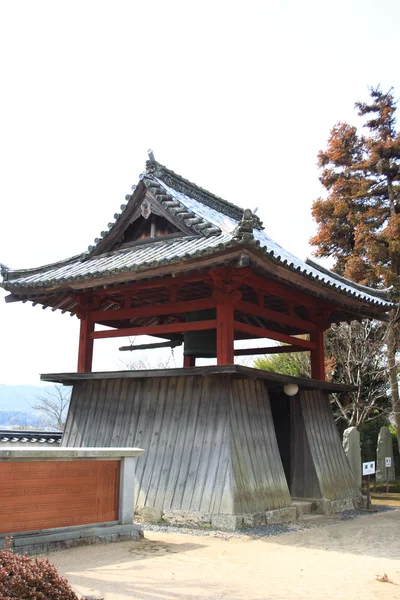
385, 457, 392, 468
363, 461, 375, 476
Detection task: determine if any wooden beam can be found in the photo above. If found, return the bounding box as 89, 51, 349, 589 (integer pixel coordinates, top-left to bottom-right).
4, 294, 23, 303
119, 340, 182, 352
236, 300, 316, 332
246, 273, 317, 308
77, 313, 94, 372
90, 319, 217, 340
91, 297, 215, 323
89, 271, 212, 298
234, 345, 306, 356
234, 320, 316, 350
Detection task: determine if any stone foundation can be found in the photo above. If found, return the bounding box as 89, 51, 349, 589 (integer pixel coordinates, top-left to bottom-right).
1, 522, 144, 555
136, 497, 364, 531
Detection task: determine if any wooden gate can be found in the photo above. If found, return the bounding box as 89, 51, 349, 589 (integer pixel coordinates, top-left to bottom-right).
0, 460, 120, 534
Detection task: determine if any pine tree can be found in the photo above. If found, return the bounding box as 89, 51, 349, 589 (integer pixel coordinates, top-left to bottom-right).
310, 86, 400, 447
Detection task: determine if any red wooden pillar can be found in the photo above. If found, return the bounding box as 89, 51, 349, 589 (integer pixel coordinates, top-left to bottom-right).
183, 355, 196, 368
310, 326, 325, 381
216, 295, 235, 365
77, 312, 94, 372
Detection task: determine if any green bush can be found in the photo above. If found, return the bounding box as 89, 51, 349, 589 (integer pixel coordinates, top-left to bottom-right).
0, 539, 79, 600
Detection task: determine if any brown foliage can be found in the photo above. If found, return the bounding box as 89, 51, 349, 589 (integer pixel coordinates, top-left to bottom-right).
0, 538, 79, 599
310, 86, 400, 290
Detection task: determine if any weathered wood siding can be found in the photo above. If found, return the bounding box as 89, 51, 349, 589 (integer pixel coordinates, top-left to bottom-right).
231, 378, 291, 512
290, 396, 321, 499
299, 389, 360, 500
63, 375, 291, 515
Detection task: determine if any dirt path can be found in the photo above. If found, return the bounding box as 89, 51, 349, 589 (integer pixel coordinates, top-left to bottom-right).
47, 510, 400, 600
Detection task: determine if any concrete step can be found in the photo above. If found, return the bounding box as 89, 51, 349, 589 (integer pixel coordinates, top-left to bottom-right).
292, 500, 313, 519
300, 513, 337, 526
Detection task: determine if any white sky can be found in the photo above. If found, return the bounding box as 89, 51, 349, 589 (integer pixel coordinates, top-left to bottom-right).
0, 0, 399, 385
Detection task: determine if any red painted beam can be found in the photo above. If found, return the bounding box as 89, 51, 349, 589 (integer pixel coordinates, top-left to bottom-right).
91, 297, 215, 323
89, 272, 213, 298
236, 300, 316, 332
234, 321, 316, 350
246, 273, 318, 308
90, 319, 217, 340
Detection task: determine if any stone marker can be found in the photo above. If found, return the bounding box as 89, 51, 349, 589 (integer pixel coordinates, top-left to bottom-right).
376, 426, 395, 482
342, 427, 361, 487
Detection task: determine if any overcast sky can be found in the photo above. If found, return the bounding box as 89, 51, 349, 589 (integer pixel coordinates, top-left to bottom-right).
1, 0, 399, 385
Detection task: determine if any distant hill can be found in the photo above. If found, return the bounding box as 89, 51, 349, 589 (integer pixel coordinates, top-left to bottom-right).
0, 384, 67, 428
0, 411, 43, 428
0, 384, 54, 412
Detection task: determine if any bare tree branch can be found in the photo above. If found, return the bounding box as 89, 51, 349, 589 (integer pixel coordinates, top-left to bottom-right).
31, 385, 71, 430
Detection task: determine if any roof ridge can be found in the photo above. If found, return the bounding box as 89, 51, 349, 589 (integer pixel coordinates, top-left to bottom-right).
146, 158, 264, 229
142, 175, 222, 237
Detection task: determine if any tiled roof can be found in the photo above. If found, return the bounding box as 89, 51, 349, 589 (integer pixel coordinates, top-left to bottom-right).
0, 157, 394, 310
0, 430, 62, 444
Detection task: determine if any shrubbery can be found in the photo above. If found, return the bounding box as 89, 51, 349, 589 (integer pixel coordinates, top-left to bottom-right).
0, 538, 79, 600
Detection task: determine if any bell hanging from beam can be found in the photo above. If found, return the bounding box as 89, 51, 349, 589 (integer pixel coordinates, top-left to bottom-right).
183, 309, 217, 358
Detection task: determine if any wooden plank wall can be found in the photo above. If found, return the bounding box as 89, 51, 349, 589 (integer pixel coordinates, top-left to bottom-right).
299, 389, 360, 500
63, 375, 291, 515
290, 396, 321, 499
231, 378, 291, 513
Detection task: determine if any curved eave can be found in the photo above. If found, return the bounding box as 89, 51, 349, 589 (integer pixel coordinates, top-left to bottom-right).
305, 258, 392, 300
2, 240, 394, 321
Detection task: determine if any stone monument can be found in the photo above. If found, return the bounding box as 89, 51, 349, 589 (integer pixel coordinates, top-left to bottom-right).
342, 427, 361, 488
376, 426, 395, 483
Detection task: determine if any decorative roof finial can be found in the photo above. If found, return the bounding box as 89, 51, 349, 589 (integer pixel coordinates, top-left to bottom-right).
233, 209, 254, 242
146, 149, 157, 174
0, 263, 9, 281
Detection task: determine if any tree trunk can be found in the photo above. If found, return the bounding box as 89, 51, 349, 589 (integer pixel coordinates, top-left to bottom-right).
386, 311, 400, 452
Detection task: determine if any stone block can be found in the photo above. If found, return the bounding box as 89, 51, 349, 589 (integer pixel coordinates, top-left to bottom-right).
265, 506, 297, 524
293, 501, 312, 519
211, 514, 244, 531
376, 426, 395, 482
135, 506, 162, 522
162, 510, 211, 527
342, 427, 362, 487
313, 499, 332, 515
242, 512, 266, 527
331, 498, 356, 513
